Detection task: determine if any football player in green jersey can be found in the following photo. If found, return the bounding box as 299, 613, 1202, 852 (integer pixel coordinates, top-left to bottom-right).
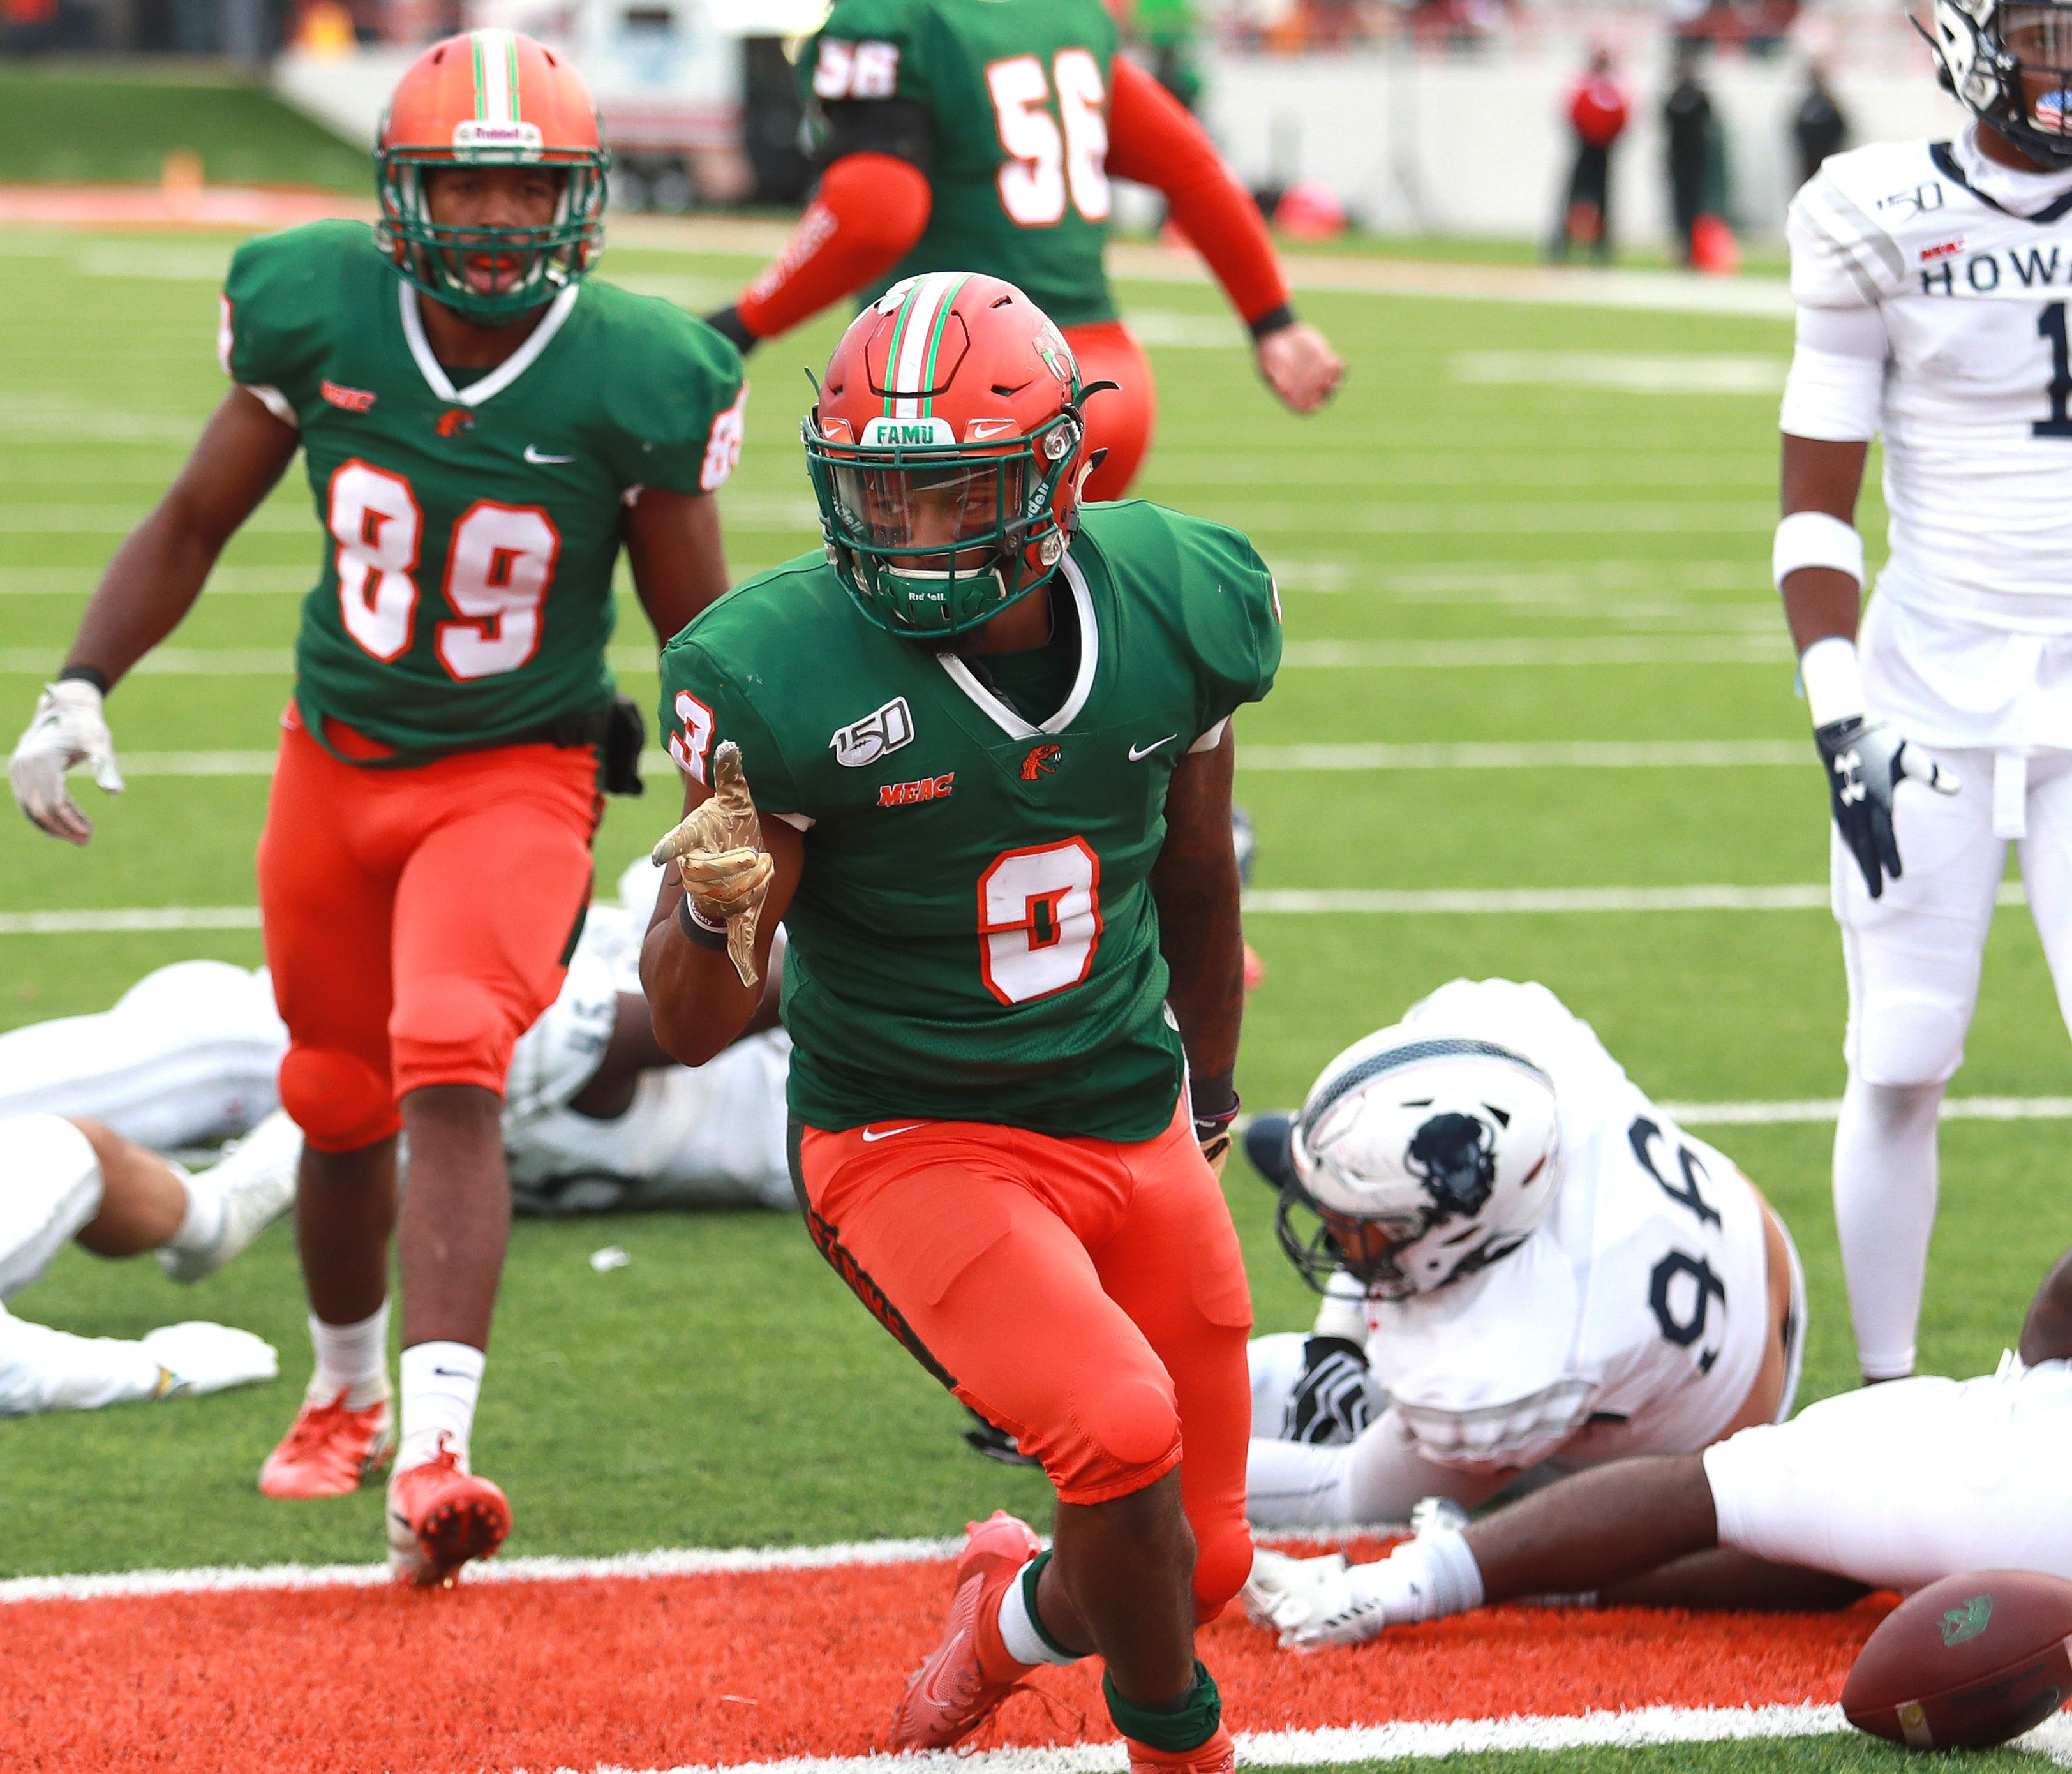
702, 0, 1342, 498
8, 31, 747, 1584
641, 272, 1279, 1774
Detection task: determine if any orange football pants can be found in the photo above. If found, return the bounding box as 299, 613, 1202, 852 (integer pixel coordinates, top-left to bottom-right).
256, 714, 599, 1153
794, 1101, 1255, 1621
1065, 320, 1156, 501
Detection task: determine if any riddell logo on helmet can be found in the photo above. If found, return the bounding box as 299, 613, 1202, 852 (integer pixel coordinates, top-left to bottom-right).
320, 380, 377, 412
451, 121, 544, 153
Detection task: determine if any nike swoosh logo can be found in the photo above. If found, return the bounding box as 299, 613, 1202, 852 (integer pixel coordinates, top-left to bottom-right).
524, 445, 575, 465
1128, 736, 1177, 761
431, 1367, 475, 1379
861, 1124, 928, 1142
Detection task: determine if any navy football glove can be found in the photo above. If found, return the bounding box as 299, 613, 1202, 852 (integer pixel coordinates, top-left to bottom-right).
1815, 716, 1958, 900
1281, 1335, 1375, 1445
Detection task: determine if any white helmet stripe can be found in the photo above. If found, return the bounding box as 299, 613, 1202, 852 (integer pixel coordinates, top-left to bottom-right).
474, 28, 519, 125
888, 274, 958, 420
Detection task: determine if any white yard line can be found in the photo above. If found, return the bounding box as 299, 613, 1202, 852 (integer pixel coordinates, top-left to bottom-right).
1239, 741, 1805, 770
0, 907, 260, 935
1664, 1097, 2072, 1126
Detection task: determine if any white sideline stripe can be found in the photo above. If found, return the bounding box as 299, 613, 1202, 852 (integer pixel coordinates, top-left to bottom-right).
0, 1536, 965, 1604
1239, 740, 1805, 771
507, 1706, 1860, 1774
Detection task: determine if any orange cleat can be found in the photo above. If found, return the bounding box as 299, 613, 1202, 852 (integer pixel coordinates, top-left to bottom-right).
1128, 1724, 1237, 1774
258, 1390, 394, 1498
386, 1438, 511, 1587
891, 1509, 1043, 1751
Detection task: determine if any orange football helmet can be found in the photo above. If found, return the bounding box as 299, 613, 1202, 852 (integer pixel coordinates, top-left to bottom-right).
804, 272, 1103, 637
375, 28, 608, 320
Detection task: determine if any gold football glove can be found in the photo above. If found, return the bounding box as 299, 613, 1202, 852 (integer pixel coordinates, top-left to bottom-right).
650, 740, 773, 990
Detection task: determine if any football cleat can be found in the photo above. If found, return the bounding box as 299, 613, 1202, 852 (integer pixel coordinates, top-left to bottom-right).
1127, 1724, 1237, 1774
258, 1389, 395, 1498
891, 1509, 1042, 1751
387, 1438, 511, 1587
160, 1108, 301, 1283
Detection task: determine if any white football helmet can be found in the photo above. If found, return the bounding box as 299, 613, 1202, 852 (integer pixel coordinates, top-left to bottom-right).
1921, 0, 2072, 168
1278, 1031, 1563, 1301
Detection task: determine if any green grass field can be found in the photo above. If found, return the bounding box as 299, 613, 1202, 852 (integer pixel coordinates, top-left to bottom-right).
3, 225, 2071, 1770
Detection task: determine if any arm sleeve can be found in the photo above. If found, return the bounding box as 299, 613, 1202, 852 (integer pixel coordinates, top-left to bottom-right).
1105, 56, 1290, 331
732, 153, 933, 343
1778, 180, 1891, 442
0, 1309, 164, 1417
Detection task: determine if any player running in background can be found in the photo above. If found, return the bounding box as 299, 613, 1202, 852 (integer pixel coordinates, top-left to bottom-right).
1, 1112, 290, 1417
7, 31, 746, 1583
701, 0, 1342, 497
641, 273, 1278, 1774
1244, 1240, 2072, 1646
1242, 979, 1804, 1529
0, 865, 794, 1218
1775, 1, 2072, 1387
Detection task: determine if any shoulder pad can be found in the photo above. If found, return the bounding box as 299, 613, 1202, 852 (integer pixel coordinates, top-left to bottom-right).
1791, 141, 1968, 306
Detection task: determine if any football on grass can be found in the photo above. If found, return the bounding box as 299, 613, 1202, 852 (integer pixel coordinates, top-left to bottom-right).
1843, 1570, 2072, 1750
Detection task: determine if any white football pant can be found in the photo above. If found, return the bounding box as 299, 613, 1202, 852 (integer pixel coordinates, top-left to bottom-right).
1705, 1355, 2072, 1589
0, 1114, 165, 1415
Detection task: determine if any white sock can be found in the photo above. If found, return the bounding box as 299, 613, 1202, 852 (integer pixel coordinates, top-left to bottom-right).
165, 1163, 225, 1258
398, 1339, 485, 1472
1351, 1528, 1486, 1627
1833, 1076, 1944, 1381
997, 1556, 1080, 1667
308, 1304, 390, 1411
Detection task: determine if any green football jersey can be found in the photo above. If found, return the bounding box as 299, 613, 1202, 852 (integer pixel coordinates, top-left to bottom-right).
802, 0, 1121, 329
658, 500, 1281, 1141
220, 221, 747, 762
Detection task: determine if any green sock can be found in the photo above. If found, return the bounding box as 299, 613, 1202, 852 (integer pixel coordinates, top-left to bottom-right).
1103, 1661, 1221, 1754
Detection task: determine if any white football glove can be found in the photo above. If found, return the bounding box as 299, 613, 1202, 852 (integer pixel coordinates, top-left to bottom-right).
142, 1322, 279, 1398
10, 679, 123, 846
1242, 1547, 1405, 1650
651, 740, 774, 990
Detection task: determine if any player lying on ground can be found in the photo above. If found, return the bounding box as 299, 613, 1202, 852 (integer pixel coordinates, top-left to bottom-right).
1241, 979, 1805, 1529
1778, 0, 2072, 1385
1, 1111, 291, 1415
1244, 1239, 2072, 1646
641, 272, 1282, 1774
0, 866, 794, 1218
6, 31, 747, 1581
703, 0, 1341, 497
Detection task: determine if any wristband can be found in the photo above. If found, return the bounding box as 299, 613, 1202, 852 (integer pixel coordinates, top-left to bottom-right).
1246, 303, 1296, 343
1799, 634, 1866, 729
675, 895, 731, 951
1773, 510, 1864, 592
1190, 1068, 1239, 1126
57, 664, 110, 696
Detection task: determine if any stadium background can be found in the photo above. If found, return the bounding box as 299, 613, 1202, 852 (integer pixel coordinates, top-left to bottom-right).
4, 5, 2072, 1772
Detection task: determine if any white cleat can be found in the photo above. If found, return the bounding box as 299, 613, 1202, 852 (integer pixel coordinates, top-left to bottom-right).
1242, 1547, 1392, 1650
159, 1108, 301, 1283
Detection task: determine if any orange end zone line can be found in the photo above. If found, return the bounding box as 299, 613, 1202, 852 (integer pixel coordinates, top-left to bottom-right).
0, 1536, 1893, 1774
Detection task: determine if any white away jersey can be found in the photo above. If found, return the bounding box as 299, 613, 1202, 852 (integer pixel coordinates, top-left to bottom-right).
1791, 136, 2072, 632
1355, 980, 1782, 1473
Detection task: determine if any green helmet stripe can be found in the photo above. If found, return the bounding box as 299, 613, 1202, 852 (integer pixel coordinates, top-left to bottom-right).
472, 31, 487, 120
916, 274, 968, 419
506, 32, 522, 121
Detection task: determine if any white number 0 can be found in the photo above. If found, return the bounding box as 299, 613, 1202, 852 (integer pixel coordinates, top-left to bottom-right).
325, 463, 559, 680
977, 838, 1103, 1005
988, 50, 1110, 229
